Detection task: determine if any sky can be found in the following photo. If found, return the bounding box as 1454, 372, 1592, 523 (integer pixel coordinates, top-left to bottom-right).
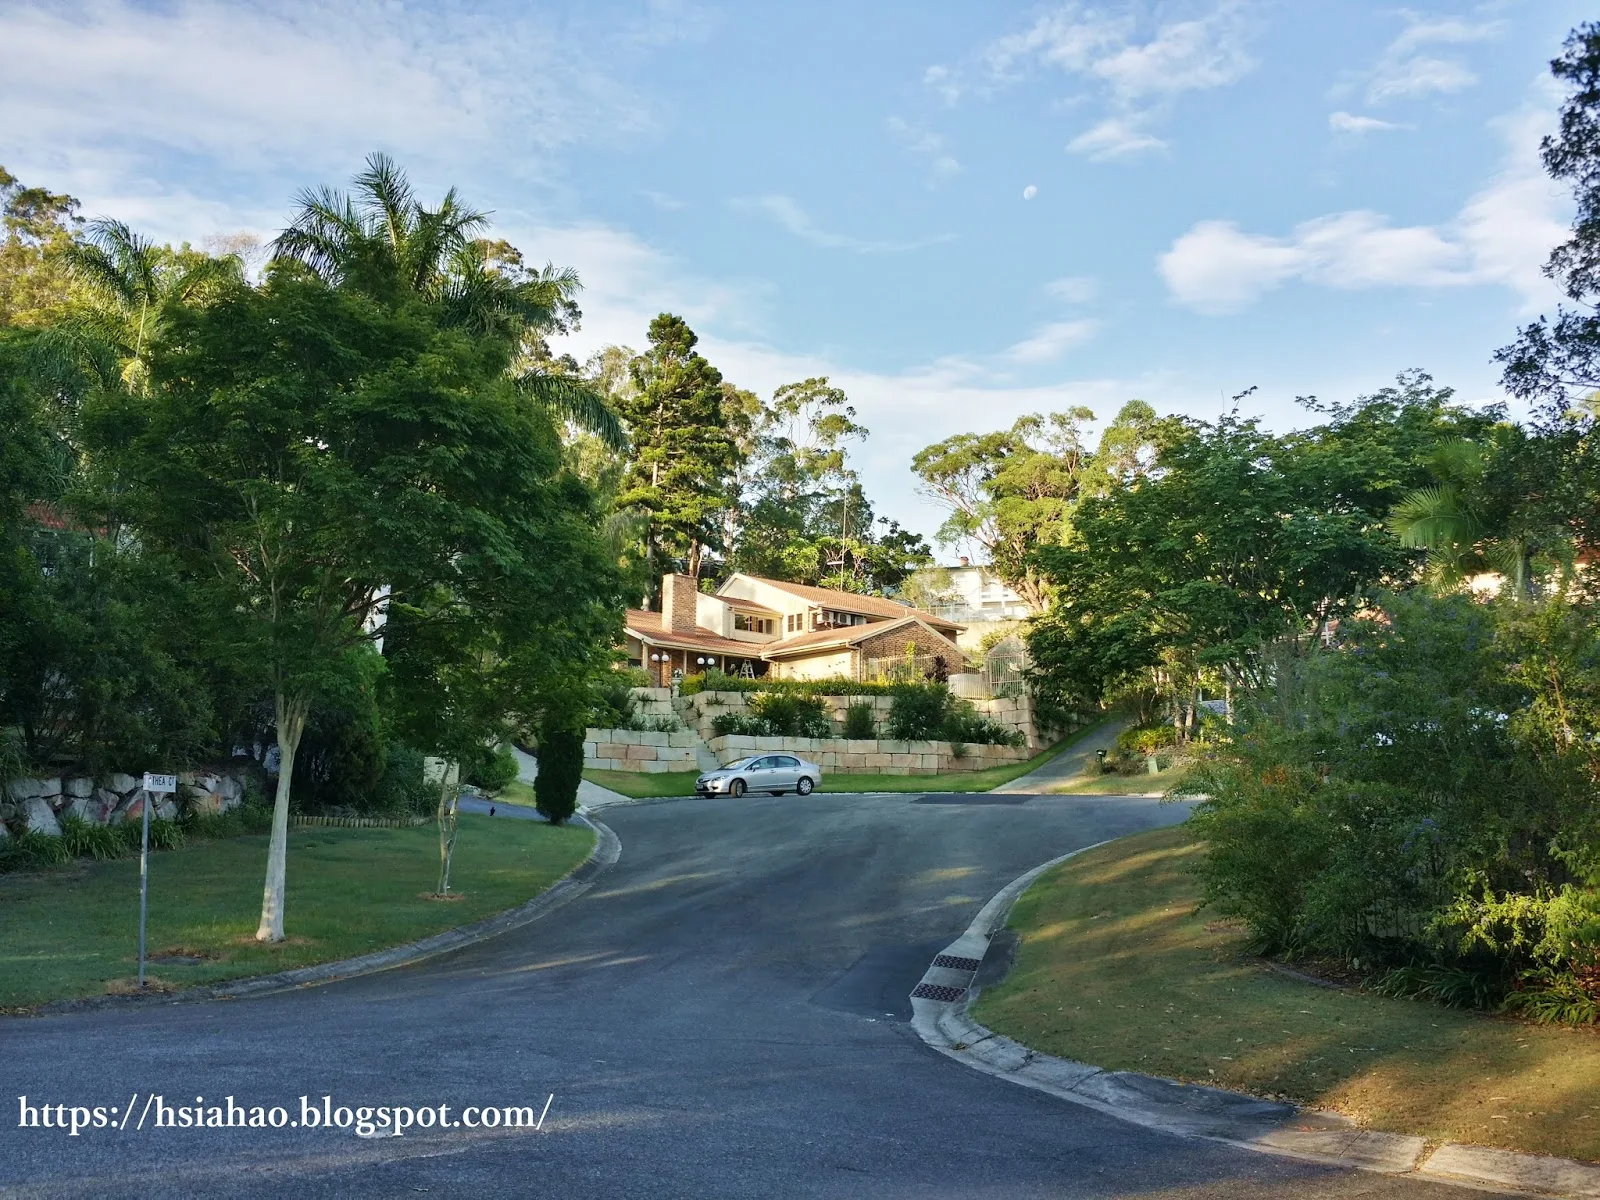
0, 0, 1589, 557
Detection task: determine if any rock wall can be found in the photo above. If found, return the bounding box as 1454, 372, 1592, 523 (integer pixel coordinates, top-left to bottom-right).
706, 734, 1028, 775
584, 729, 706, 773
1, 767, 253, 838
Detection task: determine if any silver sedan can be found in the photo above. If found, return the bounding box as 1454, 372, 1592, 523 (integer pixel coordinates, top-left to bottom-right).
695, 754, 822, 798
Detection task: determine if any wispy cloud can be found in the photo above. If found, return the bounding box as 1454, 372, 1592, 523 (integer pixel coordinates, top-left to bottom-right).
0, 0, 663, 192
731, 194, 955, 253
1328, 111, 1404, 135
1158, 97, 1567, 315
1044, 275, 1098, 303
930, 1, 1258, 161
886, 116, 962, 182
1003, 318, 1100, 363
1360, 11, 1503, 105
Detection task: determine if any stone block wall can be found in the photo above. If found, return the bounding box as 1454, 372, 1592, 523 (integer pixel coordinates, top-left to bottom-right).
706, 734, 1028, 775
584, 728, 703, 773
1, 767, 253, 839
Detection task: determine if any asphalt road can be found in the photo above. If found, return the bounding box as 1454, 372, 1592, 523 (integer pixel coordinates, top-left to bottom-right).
2, 793, 1508, 1198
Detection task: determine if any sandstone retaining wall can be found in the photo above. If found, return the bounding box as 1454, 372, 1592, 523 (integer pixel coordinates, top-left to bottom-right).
2, 767, 254, 839
706, 733, 1028, 775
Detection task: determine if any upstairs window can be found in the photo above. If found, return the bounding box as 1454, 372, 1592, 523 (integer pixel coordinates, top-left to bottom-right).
734, 613, 773, 634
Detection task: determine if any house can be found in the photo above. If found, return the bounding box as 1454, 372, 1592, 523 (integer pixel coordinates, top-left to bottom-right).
625, 573, 966, 686
909, 561, 1033, 651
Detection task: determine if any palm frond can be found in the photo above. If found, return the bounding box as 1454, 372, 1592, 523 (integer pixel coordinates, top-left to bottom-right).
355, 152, 416, 249
1388, 485, 1481, 550
514, 371, 629, 451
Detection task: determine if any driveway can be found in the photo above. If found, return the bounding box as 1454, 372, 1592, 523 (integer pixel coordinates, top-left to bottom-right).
2, 794, 1506, 1198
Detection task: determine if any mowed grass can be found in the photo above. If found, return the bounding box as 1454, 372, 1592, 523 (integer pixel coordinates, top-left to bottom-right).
584, 734, 1088, 799
1049, 761, 1193, 795
973, 825, 1600, 1164
0, 815, 594, 1009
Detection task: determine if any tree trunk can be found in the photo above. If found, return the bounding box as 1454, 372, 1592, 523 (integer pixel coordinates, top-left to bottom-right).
256, 691, 309, 943
436, 767, 461, 895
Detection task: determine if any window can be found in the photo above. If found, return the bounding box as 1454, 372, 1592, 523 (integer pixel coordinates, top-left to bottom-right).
786, 613, 799, 632
777, 756, 800, 767
813, 609, 868, 630
734, 613, 772, 634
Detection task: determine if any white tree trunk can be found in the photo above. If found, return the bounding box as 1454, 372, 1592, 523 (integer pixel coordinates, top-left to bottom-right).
256, 693, 308, 943
436, 768, 461, 896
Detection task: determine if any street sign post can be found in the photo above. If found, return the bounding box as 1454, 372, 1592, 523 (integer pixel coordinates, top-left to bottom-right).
138, 773, 177, 989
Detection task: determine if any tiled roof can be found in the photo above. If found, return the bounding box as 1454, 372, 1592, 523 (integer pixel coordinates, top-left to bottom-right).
730, 576, 961, 630
720, 598, 781, 617
760, 615, 962, 659
624, 610, 762, 657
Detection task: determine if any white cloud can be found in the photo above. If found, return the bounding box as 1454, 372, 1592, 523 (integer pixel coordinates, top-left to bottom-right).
1328, 111, 1403, 135
939, 2, 1257, 160
1068, 115, 1166, 160
731, 194, 956, 254
886, 116, 962, 182
1359, 11, 1503, 106
0, 0, 658, 189
1159, 98, 1568, 315
1044, 275, 1098, 303
1003, 319, 1101, 363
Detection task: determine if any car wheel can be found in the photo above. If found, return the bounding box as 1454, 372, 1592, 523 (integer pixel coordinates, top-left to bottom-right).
796, 777, 814, 795
729, 778, 746, 798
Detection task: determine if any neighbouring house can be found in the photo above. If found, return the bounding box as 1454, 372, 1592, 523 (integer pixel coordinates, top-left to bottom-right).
910, 561, 1034, 652
625, 573, 966, 686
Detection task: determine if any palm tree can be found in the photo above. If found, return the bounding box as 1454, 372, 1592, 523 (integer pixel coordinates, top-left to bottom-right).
1388, 439, 1535, 598
273, 153, 627, 450
28, 218, 240, 399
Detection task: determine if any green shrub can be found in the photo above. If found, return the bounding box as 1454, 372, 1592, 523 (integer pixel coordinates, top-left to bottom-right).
534, 723, 583, 825
1186, 591, 1600, 1023
887, 684, 953, 740
749, 693, 833, 738
617, 666, 653, 687
684, 670, 893, 697
59, 815, 137, 861
842, 702, 877, 739
376, 744, 437, 817
0, 829, 73, 871
710, 712, 770, 738
467, 744, 519, 794
1118, 723, 1178, 756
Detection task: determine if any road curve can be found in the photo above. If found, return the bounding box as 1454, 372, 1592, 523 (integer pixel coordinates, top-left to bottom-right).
3, 793, 1508, 1198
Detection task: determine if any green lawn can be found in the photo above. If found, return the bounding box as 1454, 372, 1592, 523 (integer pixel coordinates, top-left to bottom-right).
0, 815, 594, 1009
973, 825, 1600, 1164
1049, 761, 1193, 794
584, 734, 1086, 799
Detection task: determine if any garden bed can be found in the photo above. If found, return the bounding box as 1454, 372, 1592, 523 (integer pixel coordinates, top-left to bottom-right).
972, 826, 1600, 1164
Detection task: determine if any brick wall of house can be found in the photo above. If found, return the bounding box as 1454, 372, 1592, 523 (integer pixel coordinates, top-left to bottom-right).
662, 573, 699, 632
854, 623, 964, 667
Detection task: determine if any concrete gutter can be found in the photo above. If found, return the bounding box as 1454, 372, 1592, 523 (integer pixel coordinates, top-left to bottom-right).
26, 814, 621, 1017
910, 843, 1600, 1199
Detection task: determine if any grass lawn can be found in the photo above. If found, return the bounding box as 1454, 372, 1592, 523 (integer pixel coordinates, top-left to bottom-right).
497, 779, 538, 806
973, 825, 1600, 1164
1049, 761, 1193, 795
584, 734, 1089, 799
0, 814, 594, 1010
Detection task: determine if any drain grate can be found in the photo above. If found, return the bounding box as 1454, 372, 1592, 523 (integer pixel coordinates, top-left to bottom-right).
912, 982, 967, 1003
932, 954, 982, 972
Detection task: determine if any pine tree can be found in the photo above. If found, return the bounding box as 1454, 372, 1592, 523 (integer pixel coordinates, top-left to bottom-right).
615, 314, 741, 585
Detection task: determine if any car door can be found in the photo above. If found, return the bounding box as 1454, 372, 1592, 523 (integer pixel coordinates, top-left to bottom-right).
742, 756, 775, 790
769, 755, 801, 790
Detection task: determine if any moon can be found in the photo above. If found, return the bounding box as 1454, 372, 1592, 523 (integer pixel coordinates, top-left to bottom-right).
1022, 185, 1038, 200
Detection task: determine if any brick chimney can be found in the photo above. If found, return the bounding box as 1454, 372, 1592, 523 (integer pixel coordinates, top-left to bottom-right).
662, 573, 699, 633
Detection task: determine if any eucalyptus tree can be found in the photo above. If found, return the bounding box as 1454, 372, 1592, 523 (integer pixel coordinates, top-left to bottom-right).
274, 153, 625, 449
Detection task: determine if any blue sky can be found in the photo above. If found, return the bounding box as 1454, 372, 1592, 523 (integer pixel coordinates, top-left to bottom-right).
0, 0, 1588, 553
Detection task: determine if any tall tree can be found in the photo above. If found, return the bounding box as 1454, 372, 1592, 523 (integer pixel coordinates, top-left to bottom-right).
615, 313, 741, 584
274, 152, 625, 449
0, 166, 81, 329
82, 258, 596, 941
911, 409, 1097, 611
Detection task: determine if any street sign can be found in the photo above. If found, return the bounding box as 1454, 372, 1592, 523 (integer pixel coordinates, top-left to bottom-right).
137, 772, 176, 988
